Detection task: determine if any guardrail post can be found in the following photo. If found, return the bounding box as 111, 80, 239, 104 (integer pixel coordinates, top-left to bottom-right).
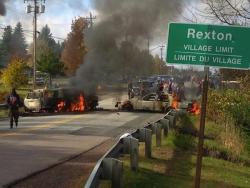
165, 114, 176, 128
102, 158, 123, 188
153, 123, 162, 147
123, 137, 139, 171
139, 128, 152, 158
159, 119, 170, 137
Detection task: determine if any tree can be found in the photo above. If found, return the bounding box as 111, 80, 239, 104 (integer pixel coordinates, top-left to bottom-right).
1, 57, 28, 88
28, 25, 63, 64
193, 0, 250, 80
11, 22, 27, 58
37, 50, 63, 86
0, 25, 12, 67
61, 17, 88, 75
202, 0, 250, 26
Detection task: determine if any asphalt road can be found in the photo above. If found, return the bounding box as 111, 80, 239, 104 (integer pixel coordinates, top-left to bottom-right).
0, 95, 164, 187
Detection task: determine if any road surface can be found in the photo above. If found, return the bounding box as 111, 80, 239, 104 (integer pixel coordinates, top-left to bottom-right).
0, 95, 164, 187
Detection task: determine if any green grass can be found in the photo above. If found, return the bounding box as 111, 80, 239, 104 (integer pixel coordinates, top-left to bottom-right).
119, 114, 250, 188
121, 133, 250, 188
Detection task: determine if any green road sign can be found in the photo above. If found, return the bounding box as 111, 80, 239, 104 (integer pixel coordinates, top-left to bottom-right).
166, 23, 250, 69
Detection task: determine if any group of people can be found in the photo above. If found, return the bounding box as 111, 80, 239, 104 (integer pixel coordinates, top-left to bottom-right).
127, 78, 186, 103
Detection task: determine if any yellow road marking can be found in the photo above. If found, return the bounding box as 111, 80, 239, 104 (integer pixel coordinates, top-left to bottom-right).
0, 115, 84, 137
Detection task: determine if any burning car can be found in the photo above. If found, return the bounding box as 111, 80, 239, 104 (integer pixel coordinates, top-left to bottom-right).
117, 93, 171, 113
24, 88, 98, 113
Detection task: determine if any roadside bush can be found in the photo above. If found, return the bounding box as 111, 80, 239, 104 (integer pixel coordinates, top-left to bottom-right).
1, 57, 28, 89
219, 127, 245, 159
0, 91, 8, 103
173, 132, 196, 151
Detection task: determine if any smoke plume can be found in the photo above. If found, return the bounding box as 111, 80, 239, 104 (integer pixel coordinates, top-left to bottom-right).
0, 0, 6, 16
72, 0, 195, 94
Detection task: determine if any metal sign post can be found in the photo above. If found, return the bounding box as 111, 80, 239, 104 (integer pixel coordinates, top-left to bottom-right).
194, 67, 209, 188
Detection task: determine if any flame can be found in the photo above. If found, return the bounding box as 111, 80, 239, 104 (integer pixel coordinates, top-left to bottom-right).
56, 94, 85, 112
70, 94, 85, 112
172, 99, 179, 109
189, 101, 200, 115
57, 100, 66, 112
171, 93, 179, 109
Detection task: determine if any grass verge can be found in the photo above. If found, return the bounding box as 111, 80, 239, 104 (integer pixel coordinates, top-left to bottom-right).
119, 114, 250, 188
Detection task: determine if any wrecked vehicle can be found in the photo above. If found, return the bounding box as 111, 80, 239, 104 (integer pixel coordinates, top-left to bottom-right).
24, 88, 98, 113
117, 93, 171, 113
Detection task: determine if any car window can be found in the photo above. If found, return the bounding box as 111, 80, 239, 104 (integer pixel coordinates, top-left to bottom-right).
143, 94, 156, 101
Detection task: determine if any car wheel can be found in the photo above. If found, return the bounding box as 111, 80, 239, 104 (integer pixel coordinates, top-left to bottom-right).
122, 101, 134, 111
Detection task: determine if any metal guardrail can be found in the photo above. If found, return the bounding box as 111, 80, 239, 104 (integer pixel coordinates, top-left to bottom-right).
0, 103, 8, 109
84, 110, 178, 188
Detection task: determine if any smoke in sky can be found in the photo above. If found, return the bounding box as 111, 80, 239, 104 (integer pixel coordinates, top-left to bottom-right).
71, 0, 194, 92
0, 0, 6, 16
72, 0, 197, 94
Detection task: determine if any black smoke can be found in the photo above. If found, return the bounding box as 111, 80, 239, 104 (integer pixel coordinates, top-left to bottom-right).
72, 0, 195, 94
0, 0, 6, 16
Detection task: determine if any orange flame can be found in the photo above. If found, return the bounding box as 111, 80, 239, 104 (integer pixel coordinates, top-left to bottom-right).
56, 94, 85, 112
171, 93, 179, 109
70, 94, 85, 112
172, 99, 179, 109
189, 101, 200, 115
57, 101, 66, 112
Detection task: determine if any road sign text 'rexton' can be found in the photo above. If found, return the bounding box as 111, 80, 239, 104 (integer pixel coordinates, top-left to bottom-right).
166, 23, 250, 69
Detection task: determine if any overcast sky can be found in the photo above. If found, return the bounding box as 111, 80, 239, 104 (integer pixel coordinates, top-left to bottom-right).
0, 0, 95, 43
0, 0, 204, 59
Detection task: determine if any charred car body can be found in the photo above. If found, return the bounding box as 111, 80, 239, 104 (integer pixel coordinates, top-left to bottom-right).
117, 93, 171, 113
24, 88, 98, 113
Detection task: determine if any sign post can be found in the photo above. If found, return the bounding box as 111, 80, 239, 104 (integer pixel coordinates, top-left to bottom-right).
194, 66, 209, 188
166, 23, 250, 188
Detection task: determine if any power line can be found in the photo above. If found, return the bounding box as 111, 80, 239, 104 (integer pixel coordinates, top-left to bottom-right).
85, 12, 96, 28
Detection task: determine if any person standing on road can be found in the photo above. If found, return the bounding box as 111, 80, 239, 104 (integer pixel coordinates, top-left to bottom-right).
7, 88, 21, 129
128, 80, 133, 99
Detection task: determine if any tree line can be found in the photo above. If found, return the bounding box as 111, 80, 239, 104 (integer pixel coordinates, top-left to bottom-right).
0, 17, 168, 88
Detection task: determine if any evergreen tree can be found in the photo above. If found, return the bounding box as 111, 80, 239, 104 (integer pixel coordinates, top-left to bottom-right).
37, 49, 64, 86
11, 22, 27, 58
0, 25, 12, 67
61, 17, 87, 75
38, 24, 56, 49
29, 24, 63, 68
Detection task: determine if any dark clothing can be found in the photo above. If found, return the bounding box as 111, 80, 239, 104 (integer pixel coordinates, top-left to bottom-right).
168, 81, 173, 94
176, 87, 185, 102
9, 109, 19, 128
156, 82, 164, 100
128, 82, 133, 99
7, 93, 21, 128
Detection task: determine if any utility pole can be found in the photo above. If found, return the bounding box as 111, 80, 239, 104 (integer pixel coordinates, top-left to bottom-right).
159, 45, 165, 62
85, 12, 96, 28
147, 38, 150, 54
24, 0, 46, 90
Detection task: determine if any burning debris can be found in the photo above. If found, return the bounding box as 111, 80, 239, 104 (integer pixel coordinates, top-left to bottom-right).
188, 100, 201, 115
56, 94, 85, 112
24, 88, 98, 113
